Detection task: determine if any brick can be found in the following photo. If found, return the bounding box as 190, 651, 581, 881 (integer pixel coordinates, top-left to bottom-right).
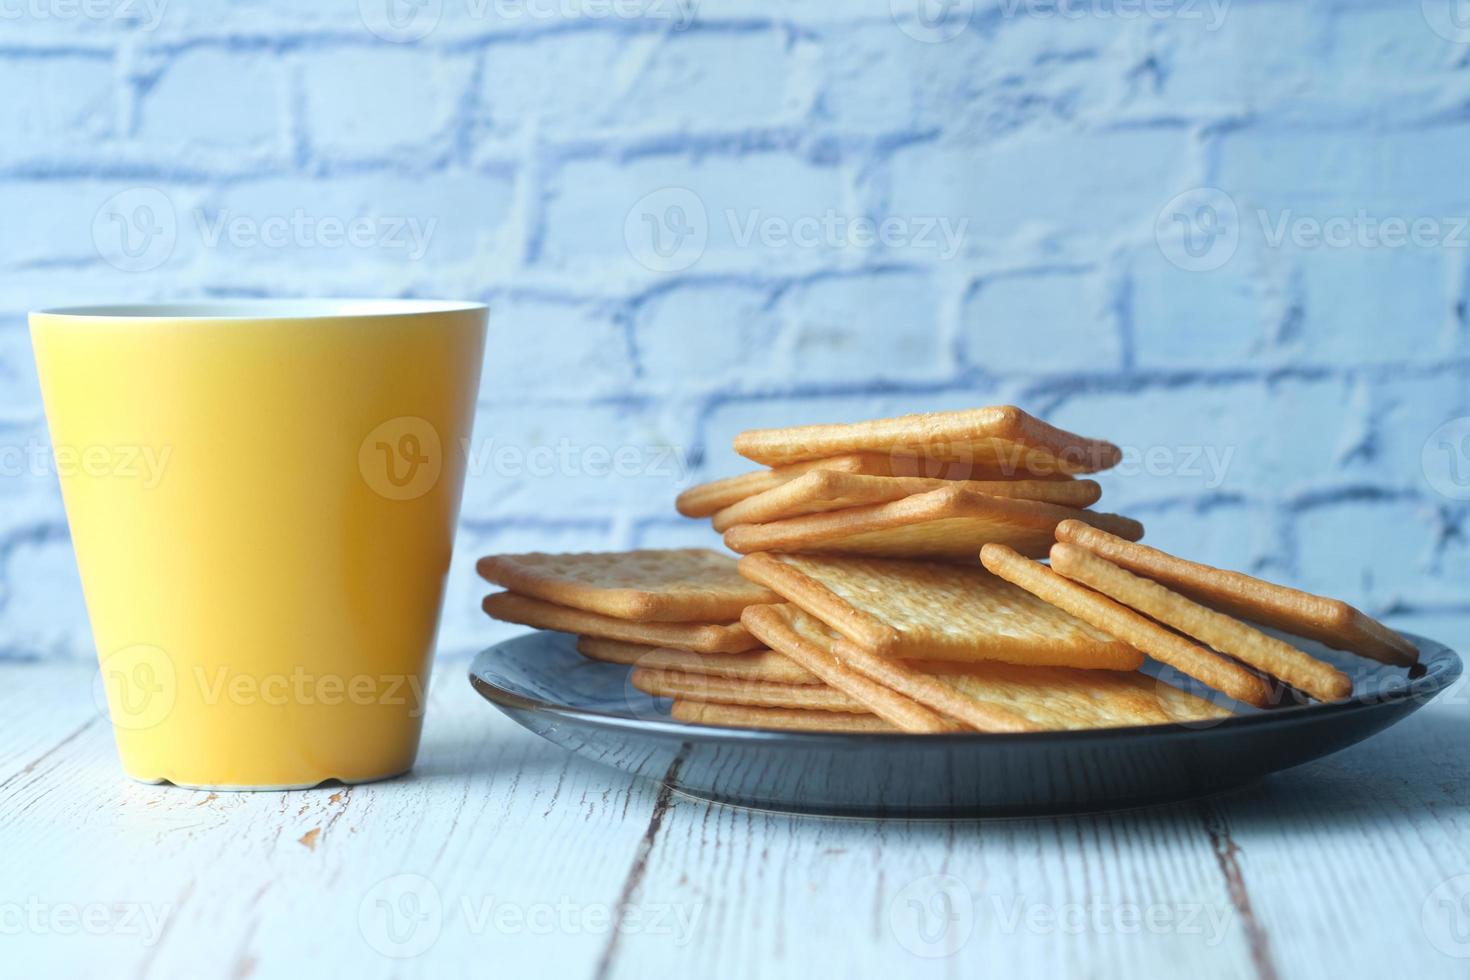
300, 48, 475, 158
0, 55, 113, 150
1293, 498, 1469, 608
1289, 245, 1454, 365
780, 270, 948, 383
1371, 371, 1470, 497
541, 152, 844, 274
0, 534, 92, 660
958, 270, 1119, 374
1131, 247, 1267, 369
483, 28, 795, 137
632, 283, 783, 387
481, 296, 634, 397
888, 130, 1188, 246
136, 49, 281, 151
1122, 500, 1281, 580
457, 401, 695, 523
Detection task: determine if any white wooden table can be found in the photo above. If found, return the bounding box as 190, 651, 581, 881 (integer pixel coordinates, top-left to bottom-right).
5, 649, 1470, 980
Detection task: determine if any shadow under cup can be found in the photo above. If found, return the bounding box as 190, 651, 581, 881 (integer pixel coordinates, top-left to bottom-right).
29, 301, 488, 790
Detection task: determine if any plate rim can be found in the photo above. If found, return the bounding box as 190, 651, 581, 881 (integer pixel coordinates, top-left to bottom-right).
468, 630, 1462, 747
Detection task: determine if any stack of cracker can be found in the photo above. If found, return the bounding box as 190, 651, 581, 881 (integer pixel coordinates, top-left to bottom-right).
481, 405, 1417, 735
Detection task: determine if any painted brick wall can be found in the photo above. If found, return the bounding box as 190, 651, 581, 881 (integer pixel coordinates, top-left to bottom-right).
2, 0, 1469, 661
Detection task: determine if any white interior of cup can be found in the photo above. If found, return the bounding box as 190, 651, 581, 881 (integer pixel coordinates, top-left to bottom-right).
35, 299, 486, 320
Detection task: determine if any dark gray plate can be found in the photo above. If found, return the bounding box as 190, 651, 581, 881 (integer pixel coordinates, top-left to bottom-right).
468, 630, 1459, 817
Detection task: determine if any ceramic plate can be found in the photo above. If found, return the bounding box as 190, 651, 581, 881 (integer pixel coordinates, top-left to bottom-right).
468, 630, 1459, 817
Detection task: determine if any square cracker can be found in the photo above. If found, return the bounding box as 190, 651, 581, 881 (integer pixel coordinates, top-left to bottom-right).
919, 661, 1233, 731
674, 451, 1049, 519
739, 603, 960, 733
738, 552, 1143, 668
710, 471, 1102, 532
576, 636, 819, 684
979, 544, 1272, 707
1054, 519, 1418, 667
476, 548, 775, 622
733, 405, 1121, 475
482, 592, 760, 653
723, 486, 1142, 561
1049, 542, 1352, 702
672, 700, 898, 733
631, 667, 862, 712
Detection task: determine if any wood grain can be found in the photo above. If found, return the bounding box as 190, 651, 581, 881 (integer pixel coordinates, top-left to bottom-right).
3, 660, 1469, 980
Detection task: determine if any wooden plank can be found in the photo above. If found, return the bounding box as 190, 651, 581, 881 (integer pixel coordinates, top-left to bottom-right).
1, 663, 660, 980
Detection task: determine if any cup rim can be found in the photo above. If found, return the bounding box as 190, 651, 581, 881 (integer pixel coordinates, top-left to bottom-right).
31, 299, 488, 321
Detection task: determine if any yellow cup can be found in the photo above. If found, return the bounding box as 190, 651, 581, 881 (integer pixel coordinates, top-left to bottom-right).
30, 301, 487, 789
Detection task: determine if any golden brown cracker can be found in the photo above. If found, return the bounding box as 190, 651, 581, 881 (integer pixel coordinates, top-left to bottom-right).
737, 552, 1142, 668
631, 667, 862, 711
482, 592, 760, 653
476, 548, 775, 622
710, 471, 1102, 532
1049, 542, 1352, 702
723, 486, 1142, 561
740, 603, 961, 733
575, 636, 819, 684
671, 700, 897, 733
1053, 519, 1417, 667
916, 660, 1233, 730
733, 405, 1121, 475
979, 544, 1272, 707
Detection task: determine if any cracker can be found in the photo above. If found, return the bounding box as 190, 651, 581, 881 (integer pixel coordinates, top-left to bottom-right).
671, 700, 897, 733
740, 603, 960, 733
631, 667, 862, 711
482, 592, 759, 653
733, 405, 1121, 475
476, 548, 775, 622
723, 486, 1142, 561
710, 471, 1102, 532
1054, 519, 1418, 667
979, 544, 1272, 707
674, 451, 1049, 518
1049, 543, 1352, 702
738, 552, 1143, 668
917, 661, 1233, 730
576, 636, 819, 684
